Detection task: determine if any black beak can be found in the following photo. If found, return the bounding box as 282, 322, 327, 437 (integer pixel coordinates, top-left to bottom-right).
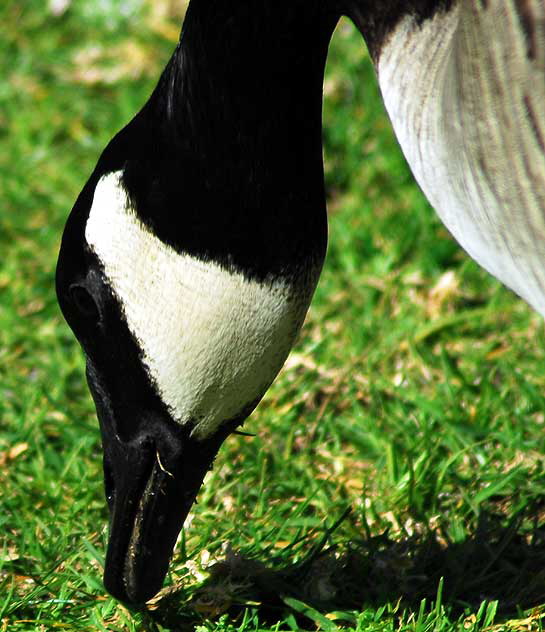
86, 363, 232, 604
102, 427, 224, 604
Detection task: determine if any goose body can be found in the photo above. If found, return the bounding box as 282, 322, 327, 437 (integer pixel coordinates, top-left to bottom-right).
368, 0, 545, 313
56, 0, 545, 605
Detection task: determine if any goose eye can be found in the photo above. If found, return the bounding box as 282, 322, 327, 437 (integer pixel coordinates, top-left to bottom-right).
69, 284, 100, 321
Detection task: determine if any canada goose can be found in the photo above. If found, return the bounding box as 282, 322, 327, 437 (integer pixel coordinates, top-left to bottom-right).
56, 0, 544, 605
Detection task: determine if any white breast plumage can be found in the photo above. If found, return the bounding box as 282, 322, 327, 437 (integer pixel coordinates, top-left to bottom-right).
378, 1, 545, 315
85, 172, 312, 439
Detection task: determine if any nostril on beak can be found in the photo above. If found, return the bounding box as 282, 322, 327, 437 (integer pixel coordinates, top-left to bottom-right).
103, 457, 115, 511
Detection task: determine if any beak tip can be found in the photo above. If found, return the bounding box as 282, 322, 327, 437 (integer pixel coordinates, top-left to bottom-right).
103, 569, 162, 606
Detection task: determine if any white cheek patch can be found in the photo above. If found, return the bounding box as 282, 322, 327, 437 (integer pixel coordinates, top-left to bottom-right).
379, 5, 545, 315
85, 172, 312, 439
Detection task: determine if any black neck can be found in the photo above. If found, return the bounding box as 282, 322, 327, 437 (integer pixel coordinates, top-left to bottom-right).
165, 0, 337, 164
112, 1, 340, 281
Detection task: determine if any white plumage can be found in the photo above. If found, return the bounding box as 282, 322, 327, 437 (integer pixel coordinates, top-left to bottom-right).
86, 172, 317, 439
378, 0, 545, 314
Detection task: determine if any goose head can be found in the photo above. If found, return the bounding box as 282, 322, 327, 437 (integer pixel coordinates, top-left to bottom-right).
56, 162, 320, 604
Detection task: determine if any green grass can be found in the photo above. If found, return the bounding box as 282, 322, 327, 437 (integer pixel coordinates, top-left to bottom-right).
2, 1, 545, 630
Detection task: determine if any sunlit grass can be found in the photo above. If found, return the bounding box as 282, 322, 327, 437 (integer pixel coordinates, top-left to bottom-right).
2, 1, 545, 630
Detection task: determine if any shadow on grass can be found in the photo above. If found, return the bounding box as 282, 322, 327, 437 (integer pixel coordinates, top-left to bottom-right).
145, 505, 545, 630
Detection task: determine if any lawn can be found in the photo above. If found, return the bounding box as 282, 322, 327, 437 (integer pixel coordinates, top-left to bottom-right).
2, 1, 545, 630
